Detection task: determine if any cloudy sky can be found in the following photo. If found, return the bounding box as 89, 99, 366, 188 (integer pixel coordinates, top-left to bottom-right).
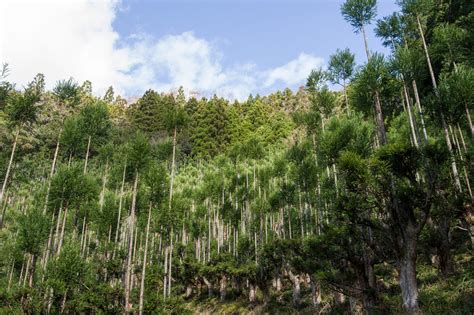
0, 0, 398, 100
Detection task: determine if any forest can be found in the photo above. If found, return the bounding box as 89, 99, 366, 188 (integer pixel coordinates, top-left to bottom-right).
0, 0, 473, 314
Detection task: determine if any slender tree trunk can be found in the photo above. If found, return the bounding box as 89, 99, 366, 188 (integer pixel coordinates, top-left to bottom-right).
403, 85, 421, 148
43, 130, 61, 215
163, 246, 168, 300
361, 26, 371, 60
343, 81, 350, 114
0, 127, 20, 224
139, 204, 152, 315
412, 80, 429, 142
416, 14, 461, 191
169, 127, 177, 210
168, 228, 173, 297
114, 162, 127, 248
374, 91, 387, 145
83, 135, 91, 174
125, 172, 139, 313
57, 206, 68, 256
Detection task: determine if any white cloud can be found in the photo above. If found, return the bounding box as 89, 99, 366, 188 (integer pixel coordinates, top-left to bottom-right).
264, 53, 325, 87
0, 0, 323, 100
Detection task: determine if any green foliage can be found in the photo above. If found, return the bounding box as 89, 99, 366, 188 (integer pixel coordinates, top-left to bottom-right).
327, 48, 356, 85
17, 208, 50, 256
48, 163, 99, 211
341, 0, 377, 32
53, 78, 81, 106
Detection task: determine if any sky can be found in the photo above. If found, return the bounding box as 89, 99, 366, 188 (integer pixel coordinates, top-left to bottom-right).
0, 0, 399, 100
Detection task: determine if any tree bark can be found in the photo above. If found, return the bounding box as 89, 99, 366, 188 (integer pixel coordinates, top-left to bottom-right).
220, 274, 227, 301
0, 127, 20, 224
125, 172, 138, 313
399, 230, 421, 314
169, 127, 177, 210
43, 130, 61, 215
416, 13, 462, 192
288, 271, 301, 307
83, 135, 91, 174
138, 204, 152, 315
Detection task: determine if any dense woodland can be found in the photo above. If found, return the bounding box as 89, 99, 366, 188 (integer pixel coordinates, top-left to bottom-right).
0, 0, 473, 314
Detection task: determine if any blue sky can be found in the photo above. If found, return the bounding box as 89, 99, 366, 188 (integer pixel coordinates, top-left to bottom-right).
114, 0, 398, 67
1, 0, 400, 100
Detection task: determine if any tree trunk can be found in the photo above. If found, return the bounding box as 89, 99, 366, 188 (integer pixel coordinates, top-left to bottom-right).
203, 277, 213, 297
361, 26, 371, 60
185, 286, 193, 298
138, 204, 152, 315
83, 135, 91, 174
28, 254, 37, 288
169, 127, 177, 210
57, 206, 68, 256
114, 162, 127, 250
412, 80, 428, 142
374, 91, 387, 145
416, 14, 462, 192
438, 216, 453, 275
249, 284, 256, 303
0, 127, 20, 224
43, 130, 61, 215
125, 172, 139, 313
310, 277, 322, 308
343, 81, 350, 114
288, 271, 301, 307
399, 231, 421, 314
220, 274, 227, 301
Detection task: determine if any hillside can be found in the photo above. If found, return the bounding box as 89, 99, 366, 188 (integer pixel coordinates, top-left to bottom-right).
0, 0, 473, 314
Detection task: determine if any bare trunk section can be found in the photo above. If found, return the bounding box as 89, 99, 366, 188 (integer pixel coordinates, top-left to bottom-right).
416, 14, 461, 192
125, 172, 139, 313
169, 127, 177, 210
220, 275, 227, 301
83, 135, 91, 174
0, 128, 20, 227
43, 130, 61, 215
138, 204, 152, 315
288, 271, 301, 307
399, 238, 421, 314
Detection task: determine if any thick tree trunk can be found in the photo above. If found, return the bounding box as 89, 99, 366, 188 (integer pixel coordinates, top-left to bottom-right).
288, 271, 301, 307
248, 284, 257, 303
220, 275, 227, 301
399, 232, 421, 314
310, 277, 322, 308
0, 128, 20, 225
438, 217, 453, 275
203, 277, 213, 297
185, 286, 193, 298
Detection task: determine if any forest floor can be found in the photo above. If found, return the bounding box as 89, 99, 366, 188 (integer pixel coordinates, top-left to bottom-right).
183, 253, 473, 314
